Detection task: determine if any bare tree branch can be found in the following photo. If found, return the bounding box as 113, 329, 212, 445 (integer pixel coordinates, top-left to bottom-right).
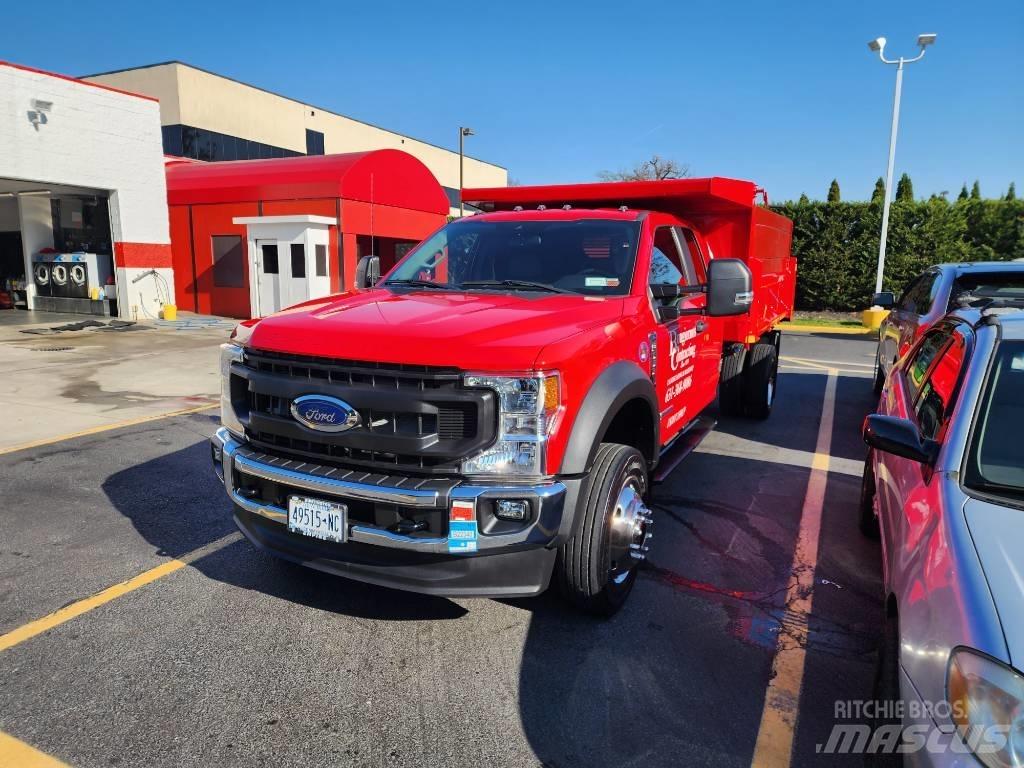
597, 155, 691, 182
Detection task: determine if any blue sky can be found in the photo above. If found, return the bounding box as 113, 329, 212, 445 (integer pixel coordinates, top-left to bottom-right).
4, 0, 1021, 202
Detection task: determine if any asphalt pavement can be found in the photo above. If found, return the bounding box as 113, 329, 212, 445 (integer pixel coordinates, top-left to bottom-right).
0, 331, 884, 768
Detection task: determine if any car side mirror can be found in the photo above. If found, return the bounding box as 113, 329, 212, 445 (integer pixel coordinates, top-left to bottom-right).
862, 414, 937, 465
656, 305, 680, 322
872, 291, 895, 309
706, 258, 753, 317
355, 255, 380, 289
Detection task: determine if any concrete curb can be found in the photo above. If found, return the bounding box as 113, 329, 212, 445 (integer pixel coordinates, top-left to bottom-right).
779, 323, 875, 336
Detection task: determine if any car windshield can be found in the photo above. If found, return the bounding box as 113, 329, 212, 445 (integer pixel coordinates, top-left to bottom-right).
964, 341, 1024, 502
383, 218, 641, 296
951, 272, 1024, 308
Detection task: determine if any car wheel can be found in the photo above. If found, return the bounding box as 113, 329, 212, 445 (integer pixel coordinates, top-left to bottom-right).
743, 340, 778, 420
718, 344, 746, 417
867, 607, 904, 767
557, 443, 652, 616
859, 450, 880, 539
873, 350, 885, 396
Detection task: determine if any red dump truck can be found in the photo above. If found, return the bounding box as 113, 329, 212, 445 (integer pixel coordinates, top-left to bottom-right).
212, 177, 795, 614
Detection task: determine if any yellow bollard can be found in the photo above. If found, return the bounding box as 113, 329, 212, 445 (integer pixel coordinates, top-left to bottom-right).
862, 307, 888, 330
162, 304, 178, 321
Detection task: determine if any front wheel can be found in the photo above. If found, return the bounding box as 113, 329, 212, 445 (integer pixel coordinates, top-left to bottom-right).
859, 450, 880, 539
557, 443, 652, 616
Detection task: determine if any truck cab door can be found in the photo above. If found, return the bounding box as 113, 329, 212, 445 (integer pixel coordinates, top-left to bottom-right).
647, 222, 718, 444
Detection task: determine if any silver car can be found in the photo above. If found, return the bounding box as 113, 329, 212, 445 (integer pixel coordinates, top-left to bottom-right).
871, 262, 1024, 395
861, 300, 1024, 766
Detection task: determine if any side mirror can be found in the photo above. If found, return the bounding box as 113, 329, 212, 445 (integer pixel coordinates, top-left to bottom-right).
706, 258, 753, 317
862, 414, 937, 464
872, 291, 896, 309
656, 305, 680, 322
355, 255, 380, 289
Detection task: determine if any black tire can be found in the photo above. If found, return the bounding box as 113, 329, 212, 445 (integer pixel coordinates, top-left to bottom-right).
873, 349, 885, 396
859, 450, 880, 539
743, 340, 778, 420
866, 608, 903, 767
718, 344, 746, 417
557, 443, 650, 617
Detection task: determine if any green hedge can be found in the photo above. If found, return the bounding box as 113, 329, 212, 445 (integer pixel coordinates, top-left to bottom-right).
770, 198, 1024, 311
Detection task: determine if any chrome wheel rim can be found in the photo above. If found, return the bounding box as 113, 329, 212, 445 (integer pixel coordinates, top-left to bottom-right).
607, 477, 652, 585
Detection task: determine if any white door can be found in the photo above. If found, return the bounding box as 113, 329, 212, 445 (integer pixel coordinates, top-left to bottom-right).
254, 239, 282, 316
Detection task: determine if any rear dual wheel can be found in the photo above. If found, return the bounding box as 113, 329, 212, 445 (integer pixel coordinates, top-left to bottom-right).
557, 443, 652, 616
743, 339, 779, 420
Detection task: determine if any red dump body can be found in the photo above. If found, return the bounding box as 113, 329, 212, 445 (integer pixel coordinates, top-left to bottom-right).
464, 177, 796, 343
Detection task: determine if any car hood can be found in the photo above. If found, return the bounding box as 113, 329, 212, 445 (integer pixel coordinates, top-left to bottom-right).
246, 289, 626, 370
964, 497, 1024, 667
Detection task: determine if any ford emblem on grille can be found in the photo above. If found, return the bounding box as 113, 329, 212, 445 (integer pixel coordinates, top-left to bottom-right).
290, 395, 362, 433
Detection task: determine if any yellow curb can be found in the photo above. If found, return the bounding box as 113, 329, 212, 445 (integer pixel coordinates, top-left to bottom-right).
778, 323, 875, 336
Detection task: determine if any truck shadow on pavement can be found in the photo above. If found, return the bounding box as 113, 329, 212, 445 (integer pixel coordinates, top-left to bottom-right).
101, 441, 468, 621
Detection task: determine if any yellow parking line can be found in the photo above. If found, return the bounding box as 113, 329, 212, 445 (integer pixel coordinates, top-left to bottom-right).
0, 730, 70, 767
783, 355, 873, 369
0, 403, 218, 457
0, 532, 240, 654
751, 368, 838, 767
778, 323, 873, 336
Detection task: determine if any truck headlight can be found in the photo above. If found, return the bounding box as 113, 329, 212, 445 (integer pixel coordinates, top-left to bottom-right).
948, 648, 1024, 768
220, 342, 245, 438
461, 373, 561, 477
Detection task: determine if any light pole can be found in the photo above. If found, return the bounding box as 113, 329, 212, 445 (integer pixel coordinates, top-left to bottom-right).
458, 126, 475, 217
867, 33, 937, 297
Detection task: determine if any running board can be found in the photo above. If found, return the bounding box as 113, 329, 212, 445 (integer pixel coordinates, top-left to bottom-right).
653, 414, 717, 484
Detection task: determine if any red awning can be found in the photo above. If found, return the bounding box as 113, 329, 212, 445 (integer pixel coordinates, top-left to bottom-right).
166, 149, 449, 215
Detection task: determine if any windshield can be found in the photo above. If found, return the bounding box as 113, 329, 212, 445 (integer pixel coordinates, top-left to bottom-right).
951, 272, 1024, 308
383, 218, 641, 296
964, 341, 1024, 502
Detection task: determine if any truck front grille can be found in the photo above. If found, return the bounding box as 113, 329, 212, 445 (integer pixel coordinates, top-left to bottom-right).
231, 350, 494, 475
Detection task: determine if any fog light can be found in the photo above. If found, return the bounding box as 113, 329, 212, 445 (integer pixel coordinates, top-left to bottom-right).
495, 499, 530, 521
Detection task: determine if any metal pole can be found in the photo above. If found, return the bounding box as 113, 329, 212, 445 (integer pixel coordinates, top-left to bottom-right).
458, 128, 465, 218
875, 60, 904, 296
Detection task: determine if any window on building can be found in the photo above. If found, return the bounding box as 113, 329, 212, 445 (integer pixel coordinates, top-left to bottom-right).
260, 243, 279, 274
315, 244, 327, 277
291, 244, 306, 278
306, 129, 325, 156
212, 236, 245, 288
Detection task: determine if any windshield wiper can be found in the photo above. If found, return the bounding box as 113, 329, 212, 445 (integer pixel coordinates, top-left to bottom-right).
460, 279, 572, 294
382, 279, 456, 290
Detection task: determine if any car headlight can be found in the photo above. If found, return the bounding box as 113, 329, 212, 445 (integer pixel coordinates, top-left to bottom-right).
461, 373, 562, 477
220, 342, 245, 438
948, 648, 1024, 768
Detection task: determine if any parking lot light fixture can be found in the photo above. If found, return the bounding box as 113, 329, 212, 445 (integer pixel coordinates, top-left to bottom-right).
459, 127, 475, 218
867, 33, 937, 299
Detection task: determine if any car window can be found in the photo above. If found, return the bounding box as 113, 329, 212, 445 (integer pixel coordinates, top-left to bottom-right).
964, 341, 1024, 501
949, 272, 1024, 309
914, 328, 968, 440
649, 227, 684, 285
904, 328, 952, 402
899, 272, 940, 314
675, 227, 704, 284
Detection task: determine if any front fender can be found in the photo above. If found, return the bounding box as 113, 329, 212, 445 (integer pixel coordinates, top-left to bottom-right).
558, 361, 658, 476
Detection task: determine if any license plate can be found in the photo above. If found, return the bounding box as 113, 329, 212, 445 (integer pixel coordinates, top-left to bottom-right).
287, 496, 347, 543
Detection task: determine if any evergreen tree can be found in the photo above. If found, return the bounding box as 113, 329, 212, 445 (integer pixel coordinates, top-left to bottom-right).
827, 179, 841, 203
895, 173, 914, 202
797, 193, 810, 205
971, 180, 982, 199
871, 177, 886, 204
958, 184, 970, 201
1007, 182, 1017, 201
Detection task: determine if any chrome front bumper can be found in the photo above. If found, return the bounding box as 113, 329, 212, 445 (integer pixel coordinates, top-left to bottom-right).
211, 427, 569, 555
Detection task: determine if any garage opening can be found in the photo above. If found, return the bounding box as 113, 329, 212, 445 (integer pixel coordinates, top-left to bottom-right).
0, 181, 118, 317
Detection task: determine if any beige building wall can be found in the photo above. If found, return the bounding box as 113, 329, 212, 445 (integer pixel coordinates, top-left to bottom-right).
84, 62, 507, 204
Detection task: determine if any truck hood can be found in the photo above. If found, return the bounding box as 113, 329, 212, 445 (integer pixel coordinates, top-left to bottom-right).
964, 497, 1024, 667
246, 289, 626, 370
